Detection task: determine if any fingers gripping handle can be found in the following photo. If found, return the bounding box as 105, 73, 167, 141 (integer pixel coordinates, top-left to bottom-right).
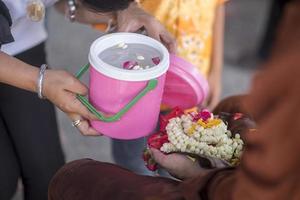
75, 64, 158, 122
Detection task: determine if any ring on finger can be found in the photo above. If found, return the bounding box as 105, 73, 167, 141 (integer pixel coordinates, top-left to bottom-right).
72, 119, 82, 127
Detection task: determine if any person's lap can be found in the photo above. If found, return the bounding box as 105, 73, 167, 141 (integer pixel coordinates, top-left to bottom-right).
49, 159, 181, 200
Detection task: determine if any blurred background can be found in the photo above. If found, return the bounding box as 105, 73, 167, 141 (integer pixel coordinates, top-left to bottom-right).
13, 0, 272, 199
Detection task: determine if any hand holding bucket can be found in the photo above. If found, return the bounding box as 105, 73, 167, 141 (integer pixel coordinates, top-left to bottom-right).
76, 65, 158, 122
76, 33, 170, 140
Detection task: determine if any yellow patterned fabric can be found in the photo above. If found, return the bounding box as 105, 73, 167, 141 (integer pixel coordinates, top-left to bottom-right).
139, 0, 226, 76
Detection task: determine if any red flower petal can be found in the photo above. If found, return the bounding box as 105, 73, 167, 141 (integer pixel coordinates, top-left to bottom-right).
147, 132, 169, 149
233, 113, 244, 121
192, 110, 212, 122
142, 149, 158, 171
159, 115, 169, 132
152, 57, 161, 65
148, 141, 162, 149
166, 107, 184, 120
146, 162, 158, 171
123, 61, 138, 69
160, 134, 169, 144
142, 149, 151, 162
147, 132, 162, 144
159, 107, 184, 131
192, 113, 201, 122
200, 110, 212, 121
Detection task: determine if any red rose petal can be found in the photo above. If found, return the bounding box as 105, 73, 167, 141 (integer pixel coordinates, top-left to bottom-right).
123, 61, 138, 69
166, 107, 184, 120
188, 112, 197, 118
192, 110, 212, 122
192, 113, 201, 122
142, 149, 158, 171
159, 115, 169, 132
159, 107, 184, 131
148, 141, 162, 149
147, 132, 162, 144
142, 149, 151, 162
147, 132, 169, 149
152, 57, 161, 65
200, 110, 212, 121
233, 113, 244, 120
160, 134, 169, 144
146, 162, 158, 171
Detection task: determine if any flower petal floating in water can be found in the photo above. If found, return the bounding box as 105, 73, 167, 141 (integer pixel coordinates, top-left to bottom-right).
117, 42, 126, 48
132, 65, 142, 70
152, 57, 161, 65
123, 61, 138, 70
137, 55, 145, 60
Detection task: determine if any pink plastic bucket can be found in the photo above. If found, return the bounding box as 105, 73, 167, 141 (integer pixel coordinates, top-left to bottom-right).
88, 33, 169, 139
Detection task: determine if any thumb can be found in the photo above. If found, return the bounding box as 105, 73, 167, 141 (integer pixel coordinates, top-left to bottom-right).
151, 148, 168, 166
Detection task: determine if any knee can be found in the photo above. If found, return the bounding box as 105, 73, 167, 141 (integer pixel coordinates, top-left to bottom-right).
48, 159, 95, 200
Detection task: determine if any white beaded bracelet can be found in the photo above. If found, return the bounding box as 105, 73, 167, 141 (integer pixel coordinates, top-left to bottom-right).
37, 64, 48, 99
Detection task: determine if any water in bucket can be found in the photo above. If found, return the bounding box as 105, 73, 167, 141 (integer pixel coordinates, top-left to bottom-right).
99, 43, 162, 70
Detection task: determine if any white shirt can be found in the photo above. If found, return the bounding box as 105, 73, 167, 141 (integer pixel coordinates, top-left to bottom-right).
2, 0, 57, 55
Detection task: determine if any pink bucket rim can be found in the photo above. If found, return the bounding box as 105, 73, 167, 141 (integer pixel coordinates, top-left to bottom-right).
163, 54, 209, 106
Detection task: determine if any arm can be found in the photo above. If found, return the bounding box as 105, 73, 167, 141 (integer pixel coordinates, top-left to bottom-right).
116, 1, 176, 53
206, 4, 224, 110
0, 52, 39, 92
0, 51, 99, 136
55, 0, 176, 52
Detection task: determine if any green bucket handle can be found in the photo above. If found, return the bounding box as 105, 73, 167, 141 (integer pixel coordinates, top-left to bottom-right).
75, 64, 158, 122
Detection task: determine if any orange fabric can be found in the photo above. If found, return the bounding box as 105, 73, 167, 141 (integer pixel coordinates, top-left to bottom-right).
92, 24, 108, 32
140, 0, 227, 76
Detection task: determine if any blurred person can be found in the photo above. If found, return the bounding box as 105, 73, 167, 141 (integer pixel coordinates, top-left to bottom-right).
0, 0, 175, 199
259, 0, 291, 60
140, 0, 226, 110
112, 0, 227, 177
48, 0, 300, 199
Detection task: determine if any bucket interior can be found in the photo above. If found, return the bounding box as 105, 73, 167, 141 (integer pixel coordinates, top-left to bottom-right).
88, 33, 170, 82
